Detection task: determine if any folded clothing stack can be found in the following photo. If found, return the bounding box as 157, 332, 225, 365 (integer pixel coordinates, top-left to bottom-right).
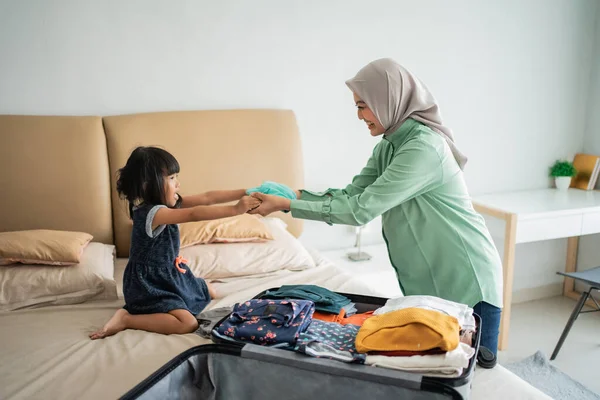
365, 343, 475, 378
210, 288, 476, 378
258, 285, 354, 314
356, 307, 460, 353
213, 299, 315, 348
254, 285, 369, 363
355, 295, 477, 378
372, 295, 476, 348
373, 295, 476, 331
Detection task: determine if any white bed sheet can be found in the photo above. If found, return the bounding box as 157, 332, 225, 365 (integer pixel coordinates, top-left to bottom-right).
0, 252, 551, 400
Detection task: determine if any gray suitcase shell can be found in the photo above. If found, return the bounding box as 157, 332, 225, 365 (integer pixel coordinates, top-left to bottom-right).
122, 292, 480, 400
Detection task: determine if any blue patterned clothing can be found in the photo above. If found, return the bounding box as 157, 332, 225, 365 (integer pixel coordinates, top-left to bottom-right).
295, 320, 365, 363
215, 299, 315, 347
122, 204, 211, 315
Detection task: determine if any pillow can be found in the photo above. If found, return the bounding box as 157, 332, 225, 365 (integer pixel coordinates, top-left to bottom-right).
180, 217, 316, 279
0, 229, 93, 266
179, 214, 273, 248
0, 242, 118, 311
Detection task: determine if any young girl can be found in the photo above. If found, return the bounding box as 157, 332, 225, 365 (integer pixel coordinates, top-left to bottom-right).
90, 146, 261, 339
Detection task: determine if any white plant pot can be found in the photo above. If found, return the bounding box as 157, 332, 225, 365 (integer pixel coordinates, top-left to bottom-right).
555, 176, 571, 191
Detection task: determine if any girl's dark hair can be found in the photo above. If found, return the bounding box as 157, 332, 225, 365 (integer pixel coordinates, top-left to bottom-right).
116, 146, 182, 218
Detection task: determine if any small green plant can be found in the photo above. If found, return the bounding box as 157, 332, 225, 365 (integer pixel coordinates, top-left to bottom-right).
549, 160, 577, 177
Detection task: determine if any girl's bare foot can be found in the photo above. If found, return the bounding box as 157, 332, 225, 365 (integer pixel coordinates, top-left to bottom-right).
89, 309, 129, 340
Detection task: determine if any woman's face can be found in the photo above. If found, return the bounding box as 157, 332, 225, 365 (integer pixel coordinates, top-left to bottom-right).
353, 92, 385, 136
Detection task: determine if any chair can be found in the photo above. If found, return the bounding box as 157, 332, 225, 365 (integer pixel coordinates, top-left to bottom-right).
550, 266, 600, 360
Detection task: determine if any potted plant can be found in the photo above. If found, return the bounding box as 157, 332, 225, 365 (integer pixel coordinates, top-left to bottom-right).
549, 160, 577, 190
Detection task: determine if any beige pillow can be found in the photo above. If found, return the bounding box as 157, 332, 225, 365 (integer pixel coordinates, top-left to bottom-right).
179, 214, 273, 248
0, 242, 118, 311
180, 217, 316, 280
0, 229, 93, 266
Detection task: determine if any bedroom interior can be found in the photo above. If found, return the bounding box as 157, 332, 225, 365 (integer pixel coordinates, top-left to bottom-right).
1, 1, 600, 399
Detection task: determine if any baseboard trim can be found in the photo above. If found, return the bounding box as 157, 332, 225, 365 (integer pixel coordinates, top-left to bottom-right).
512, 283, 563, 304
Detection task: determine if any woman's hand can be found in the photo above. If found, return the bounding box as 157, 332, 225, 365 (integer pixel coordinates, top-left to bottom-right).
248, 192, 291, 216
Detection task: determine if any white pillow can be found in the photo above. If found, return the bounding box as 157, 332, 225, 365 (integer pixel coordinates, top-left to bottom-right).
180, 217, 316, 280
0, 243, 118, 311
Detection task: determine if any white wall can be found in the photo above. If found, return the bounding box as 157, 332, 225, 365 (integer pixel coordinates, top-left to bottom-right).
579, 5, 600, 278
584, 5, 600, 174
0, 0, 598, 293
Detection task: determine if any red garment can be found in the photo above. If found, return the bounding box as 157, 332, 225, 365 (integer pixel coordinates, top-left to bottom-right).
312, 311, 375, 327
340, 311, 374, 326
313, 310, 344, 323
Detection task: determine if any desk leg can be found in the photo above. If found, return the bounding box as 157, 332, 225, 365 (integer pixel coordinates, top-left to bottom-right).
562, 236, 597, 309
563, 236, 579, 297
498, 213, 517, 351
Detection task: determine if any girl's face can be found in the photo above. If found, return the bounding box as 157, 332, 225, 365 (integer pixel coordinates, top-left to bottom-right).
353, 92, 385, 136
164, 173, 181, 207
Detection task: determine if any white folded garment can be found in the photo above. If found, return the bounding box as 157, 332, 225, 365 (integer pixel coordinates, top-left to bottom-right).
373, 295, 476, 331
365, 342, 475, 378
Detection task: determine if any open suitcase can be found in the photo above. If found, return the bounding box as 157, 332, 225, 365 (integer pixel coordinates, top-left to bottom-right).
121, 291, 481, 400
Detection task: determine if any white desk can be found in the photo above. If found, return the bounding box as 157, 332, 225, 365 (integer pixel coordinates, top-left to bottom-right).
472, 188, 600, 350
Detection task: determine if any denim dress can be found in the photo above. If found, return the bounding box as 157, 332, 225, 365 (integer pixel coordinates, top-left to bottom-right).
122, 204, 210, 315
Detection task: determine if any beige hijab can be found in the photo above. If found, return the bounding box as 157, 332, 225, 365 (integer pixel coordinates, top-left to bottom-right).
345, 58, 467, 169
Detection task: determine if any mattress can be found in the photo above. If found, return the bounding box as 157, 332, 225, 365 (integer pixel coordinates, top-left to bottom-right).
0, 252, 551, 400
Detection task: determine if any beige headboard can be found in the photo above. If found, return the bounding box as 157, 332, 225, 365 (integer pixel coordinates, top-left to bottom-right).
0, 115, 114, 244
103, 109, 304, 257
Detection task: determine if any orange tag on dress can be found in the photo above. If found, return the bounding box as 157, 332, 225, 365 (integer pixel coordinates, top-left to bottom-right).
174, 255, 188, 274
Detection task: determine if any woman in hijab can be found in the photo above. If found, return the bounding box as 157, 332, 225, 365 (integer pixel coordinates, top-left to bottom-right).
250, 58, 503, 355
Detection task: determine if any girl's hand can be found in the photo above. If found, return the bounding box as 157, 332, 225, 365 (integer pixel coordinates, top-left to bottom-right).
236, 195, 262, 214
248, 192, 291, 216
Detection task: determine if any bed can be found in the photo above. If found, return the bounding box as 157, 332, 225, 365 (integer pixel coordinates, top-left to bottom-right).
0, 111, 551, 400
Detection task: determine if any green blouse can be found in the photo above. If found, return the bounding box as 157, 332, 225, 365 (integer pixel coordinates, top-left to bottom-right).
290, 119, 503, 308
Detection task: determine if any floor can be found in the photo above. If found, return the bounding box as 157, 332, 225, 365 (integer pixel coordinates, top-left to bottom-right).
499, 295, 600, 394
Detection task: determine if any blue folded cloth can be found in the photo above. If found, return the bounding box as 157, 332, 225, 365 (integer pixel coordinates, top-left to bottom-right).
295, 320, 366, 364
258, 285, 352, 314
214, 299, 315, 347
246, 181, 297, 200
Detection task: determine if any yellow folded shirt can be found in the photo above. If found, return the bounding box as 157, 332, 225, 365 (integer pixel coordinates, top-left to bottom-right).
355, 307, 460, 353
